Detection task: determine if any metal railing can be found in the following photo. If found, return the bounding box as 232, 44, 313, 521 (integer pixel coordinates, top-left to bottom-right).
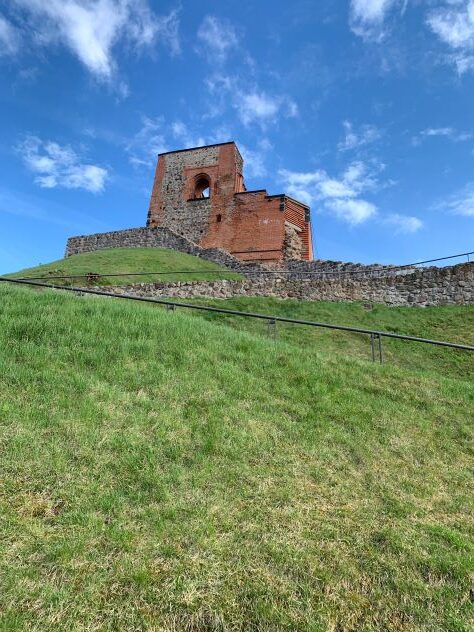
1, 276, 473, 364
10, 250, 473, 283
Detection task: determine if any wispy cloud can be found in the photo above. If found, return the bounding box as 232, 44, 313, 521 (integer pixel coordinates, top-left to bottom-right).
18, 136, 108, 193
349, 0, 407, 41
126, 117, 168, 167
412, 127, 474, 145
237, 92, 280, 125
325, 198, 378, 224
279, 161, 382, 225
125, 114, 273, 187
338, 120, 382, 152
206, 74, 298, 127
279, 160, 422, 230
238, 139, 272, 178
426, 0, 474, 75
126, 117, 234, 167
0, 14, 20, 55
438, 182, 474, 216
196, 15, 238, 64
385, 213, 423, 233
238, 92, 298, 126
171, 121, 207, 150
9, 0, 180, 82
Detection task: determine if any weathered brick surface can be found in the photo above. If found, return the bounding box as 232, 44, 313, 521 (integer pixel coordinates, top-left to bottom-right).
147, 142, 312, 262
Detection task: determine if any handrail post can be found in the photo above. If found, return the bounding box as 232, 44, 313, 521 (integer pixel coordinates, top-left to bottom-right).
267, 318, 277, 340
371, 333, 384, 364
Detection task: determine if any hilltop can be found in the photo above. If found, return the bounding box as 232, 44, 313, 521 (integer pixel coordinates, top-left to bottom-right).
0, 282, 472, 631
6, 247, 242, 285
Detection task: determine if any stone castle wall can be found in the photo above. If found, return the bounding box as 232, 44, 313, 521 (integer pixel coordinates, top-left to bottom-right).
65, 226, 245, 270
65, 225, 473, 307
91, 263, 474, 307
65, 226, 415, 279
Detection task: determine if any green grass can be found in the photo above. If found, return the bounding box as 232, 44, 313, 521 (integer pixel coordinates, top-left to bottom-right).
0, 283, 473, 631
5, 247, 242, 285
187, 296, 474, 379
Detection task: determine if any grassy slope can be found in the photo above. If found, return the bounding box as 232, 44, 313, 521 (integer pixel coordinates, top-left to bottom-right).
5, 247, 242, 284
0, 283, 473, 631
188, 297, 474, 379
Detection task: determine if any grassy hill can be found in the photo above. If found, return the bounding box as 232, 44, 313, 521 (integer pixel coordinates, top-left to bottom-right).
188, 296, 474, 379
0, 282, 472, 631
5, 247, 242, 285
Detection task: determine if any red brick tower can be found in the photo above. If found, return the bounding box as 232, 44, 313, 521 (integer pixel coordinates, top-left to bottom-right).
147, 141, 312, 263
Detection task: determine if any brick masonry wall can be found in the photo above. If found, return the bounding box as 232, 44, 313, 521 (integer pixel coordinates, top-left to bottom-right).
225, 192, 285, 261
91, 263, 474, 307
146, 142, 312, 262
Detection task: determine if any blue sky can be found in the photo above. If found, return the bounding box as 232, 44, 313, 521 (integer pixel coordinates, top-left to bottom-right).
0, 0, 473, 273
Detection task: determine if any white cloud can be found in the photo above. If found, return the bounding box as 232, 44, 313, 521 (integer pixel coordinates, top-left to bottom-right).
0, 14, 20, 55
421, 127, 457, 138
169, 122, 273, 178
197, 15, 238, 63
453, 53, 474, 73
338, 120, 382, 152
171, 121, 206, 150
326, 198, 377, 223
385, 213, 423, 233
126, 118, 234, 168
440, 182, 474, 216
205, 74, 298, 127
11, 0, 180, 80
18, 136, 108, 192
351, 0, 396, 24
237, 92, 280, 125
427, 0, 474, 74
238, 139, 272, 178
126, 117, 168, 167
343, 161, 380, 193
427, 0, 474, 49
286, 100, 299, 118
319, 178, 356, 198
279, 160, 381, 225
413, 127, 473, 144
349, 0, 406, 40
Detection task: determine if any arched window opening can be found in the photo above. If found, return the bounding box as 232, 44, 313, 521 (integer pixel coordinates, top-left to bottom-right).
194, 175, 211, 199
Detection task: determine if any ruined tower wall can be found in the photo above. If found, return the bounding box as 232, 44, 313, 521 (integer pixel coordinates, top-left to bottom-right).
146, 142, 312, 263
147, 145, 220, 242
222, 192, 286, 262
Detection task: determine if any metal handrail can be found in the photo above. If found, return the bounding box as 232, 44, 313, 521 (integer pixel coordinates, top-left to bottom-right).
10, 250, 473, 282
1, 276, 473, 357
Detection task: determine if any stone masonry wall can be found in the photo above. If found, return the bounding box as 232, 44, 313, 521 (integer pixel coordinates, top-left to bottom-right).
148, 145, 220, 243
92, 263, 474, 307
65, 226, 245, 270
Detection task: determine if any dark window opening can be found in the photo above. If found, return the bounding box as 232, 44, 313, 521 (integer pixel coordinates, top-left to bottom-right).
216, 214, 222, 223
194, 175, 211, 199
